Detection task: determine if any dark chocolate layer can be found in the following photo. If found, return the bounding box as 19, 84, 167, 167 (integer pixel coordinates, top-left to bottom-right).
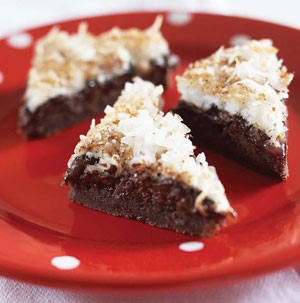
64, 154, 226, 237
19, 57, 176, 139
174, 101, 288, 180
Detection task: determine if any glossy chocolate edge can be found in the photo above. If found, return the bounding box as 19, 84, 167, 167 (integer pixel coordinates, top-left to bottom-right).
63, 154, 227, 237
174, 101, 288, 180
19, 56, 177, 139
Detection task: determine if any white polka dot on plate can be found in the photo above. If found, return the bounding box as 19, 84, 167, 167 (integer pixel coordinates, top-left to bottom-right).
51, 256, 80, 270
167, 12, 192, 26
179, 241, 204, 252
7, 32, 33, 49
229, 34, 251, 46
0, 71, 3, 85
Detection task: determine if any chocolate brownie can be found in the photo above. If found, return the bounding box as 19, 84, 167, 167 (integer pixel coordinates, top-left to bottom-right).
19, 58, 175, 139
175, 102, 288, 179
176, 39, 293, 180
19, 16, 177, 139
64, 154, 226, 236
63, 78, 234, 236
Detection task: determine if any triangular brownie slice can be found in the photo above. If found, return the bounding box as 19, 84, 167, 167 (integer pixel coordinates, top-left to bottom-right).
175, 39, 293, 180
64, 78, 234, 236
19, 16, 177, 139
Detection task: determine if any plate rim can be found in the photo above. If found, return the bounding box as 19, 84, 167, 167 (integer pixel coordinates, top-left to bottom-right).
1, 10, 299, 41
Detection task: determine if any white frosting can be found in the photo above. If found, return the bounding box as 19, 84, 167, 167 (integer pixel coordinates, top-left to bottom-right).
177, 39, 293, 144
25, 16, 169, 112
69, 78, 232, 215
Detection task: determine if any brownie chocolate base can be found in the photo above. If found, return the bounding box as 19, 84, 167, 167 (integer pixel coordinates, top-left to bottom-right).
64, 154, 226, 237
19, 57, 176, 139
174, 101, 288, 180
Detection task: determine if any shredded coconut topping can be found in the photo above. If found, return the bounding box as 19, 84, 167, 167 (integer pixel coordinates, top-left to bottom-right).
25, 16, 169, 112
68, 78, 231, 215
177, 39, 294, 144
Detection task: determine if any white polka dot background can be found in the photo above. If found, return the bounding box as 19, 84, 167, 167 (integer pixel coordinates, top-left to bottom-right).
230, 34, 251, 46
179, 241, 204, 252
167, 12, 192, 26
7, 32, 33, 49
51, 256, 80, 270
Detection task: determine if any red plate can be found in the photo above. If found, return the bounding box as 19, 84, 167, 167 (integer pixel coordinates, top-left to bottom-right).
0, 12, 300, 293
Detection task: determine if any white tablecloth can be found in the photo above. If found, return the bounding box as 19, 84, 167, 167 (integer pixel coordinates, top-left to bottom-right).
1, 269, 300, 302
0, 0, 300, 302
